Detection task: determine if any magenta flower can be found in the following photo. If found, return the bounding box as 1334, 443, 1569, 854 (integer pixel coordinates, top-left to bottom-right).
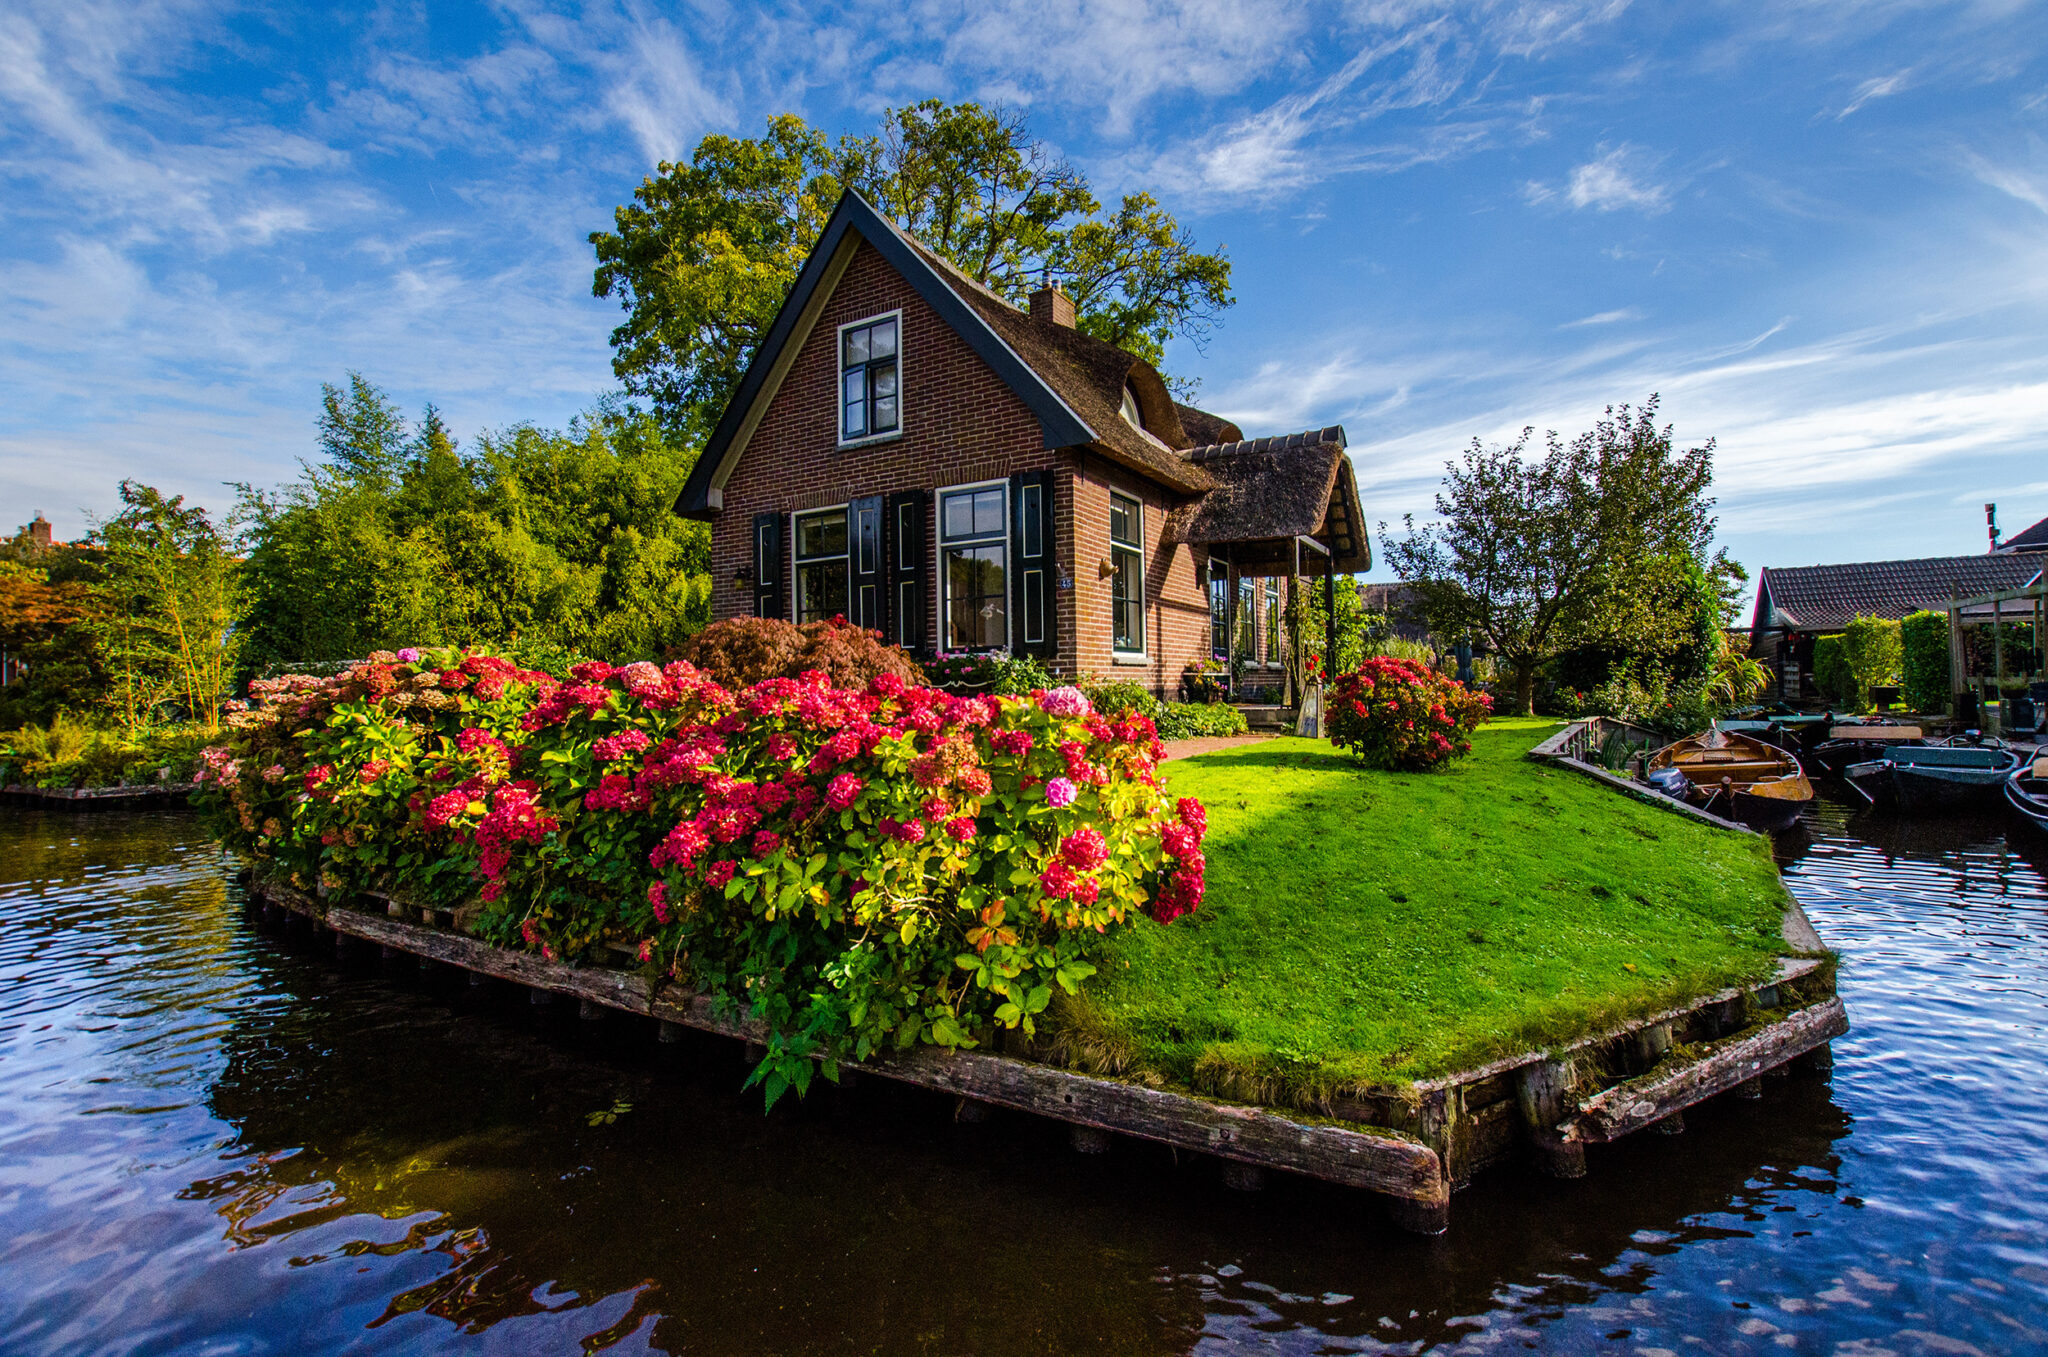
1036, 686, 1092, 718
1044, 777, 1077, 808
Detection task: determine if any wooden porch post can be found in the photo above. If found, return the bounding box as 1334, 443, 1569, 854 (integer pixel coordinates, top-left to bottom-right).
1324, 562, 1337, 680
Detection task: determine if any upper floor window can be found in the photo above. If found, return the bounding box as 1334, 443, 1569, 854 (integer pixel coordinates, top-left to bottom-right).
793, 508, 848, 623
840, 314, 900, 443
1110, 493, 1144, 655
1119, 385, 1142, 428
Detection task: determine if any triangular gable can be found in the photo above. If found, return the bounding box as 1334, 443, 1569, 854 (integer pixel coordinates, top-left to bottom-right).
674, 191, 1095, 519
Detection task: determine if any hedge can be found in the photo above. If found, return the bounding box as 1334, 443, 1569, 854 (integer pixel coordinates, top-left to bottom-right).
197, 649, 1207, 1105
1812, 634, 1853, 706
1900, 611, 1949, 713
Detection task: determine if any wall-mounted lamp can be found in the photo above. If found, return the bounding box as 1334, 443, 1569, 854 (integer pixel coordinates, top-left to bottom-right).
734, 566, 755, 588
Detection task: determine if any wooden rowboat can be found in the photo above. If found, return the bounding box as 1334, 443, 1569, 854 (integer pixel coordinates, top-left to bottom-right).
1643, 726, 1815, 832
2006, 754, 2048, 839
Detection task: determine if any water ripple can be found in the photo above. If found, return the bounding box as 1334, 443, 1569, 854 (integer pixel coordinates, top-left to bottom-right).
1, 800, 2047, 1354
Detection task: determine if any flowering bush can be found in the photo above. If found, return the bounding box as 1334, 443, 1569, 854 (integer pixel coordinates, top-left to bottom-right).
197, 652, 1204, 1104
1325, 656, 1491, 770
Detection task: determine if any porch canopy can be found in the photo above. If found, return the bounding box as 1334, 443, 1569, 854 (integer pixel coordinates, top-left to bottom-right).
1173, 426, 1370, 678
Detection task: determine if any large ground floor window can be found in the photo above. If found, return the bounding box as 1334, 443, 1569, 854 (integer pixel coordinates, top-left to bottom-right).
794, 507, 848, 623
941, 484, 1007, 651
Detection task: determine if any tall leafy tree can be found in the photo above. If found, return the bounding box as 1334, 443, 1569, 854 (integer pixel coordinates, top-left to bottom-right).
234, 378, 711, 674
1381, 397, 1718, 715
85, 482, 241, 731
591, 101, 1233, 440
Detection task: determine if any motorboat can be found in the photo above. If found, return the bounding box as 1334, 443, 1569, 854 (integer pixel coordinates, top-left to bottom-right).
1644, 726, 1815, 832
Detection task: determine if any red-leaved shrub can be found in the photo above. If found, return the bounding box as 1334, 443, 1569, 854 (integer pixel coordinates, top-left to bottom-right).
677, 616, 924, 692
1326, 656, 1491, 770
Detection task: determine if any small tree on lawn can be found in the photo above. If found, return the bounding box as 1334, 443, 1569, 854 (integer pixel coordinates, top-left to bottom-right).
1380, 397, 1717, 715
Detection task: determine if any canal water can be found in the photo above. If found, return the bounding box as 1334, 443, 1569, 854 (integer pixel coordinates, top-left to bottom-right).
2, 798, 2045, 1356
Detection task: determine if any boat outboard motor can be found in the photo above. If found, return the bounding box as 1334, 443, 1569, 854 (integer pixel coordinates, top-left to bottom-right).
1643, 766, 1694, 801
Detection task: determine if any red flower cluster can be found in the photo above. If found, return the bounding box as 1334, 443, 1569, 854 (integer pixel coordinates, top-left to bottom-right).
1325, 656, 1491, 771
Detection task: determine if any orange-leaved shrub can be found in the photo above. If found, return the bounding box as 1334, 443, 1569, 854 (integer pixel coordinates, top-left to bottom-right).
1326, 656, 1491, 770
196, 649, 1203, 1104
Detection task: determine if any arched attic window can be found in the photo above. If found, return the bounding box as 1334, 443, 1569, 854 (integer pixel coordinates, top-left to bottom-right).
1120, 384, 1144, 429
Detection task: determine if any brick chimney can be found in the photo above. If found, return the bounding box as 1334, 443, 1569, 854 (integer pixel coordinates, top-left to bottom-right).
26, 514, 53, 549
1028, 283, 1075, 328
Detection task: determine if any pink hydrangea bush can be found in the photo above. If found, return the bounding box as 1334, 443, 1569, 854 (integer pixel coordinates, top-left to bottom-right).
197, 649, 1207, 1102
1325, 655, 1492, 771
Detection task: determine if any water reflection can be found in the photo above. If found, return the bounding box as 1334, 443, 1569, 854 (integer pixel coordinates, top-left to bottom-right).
0, 799, 2044, 1354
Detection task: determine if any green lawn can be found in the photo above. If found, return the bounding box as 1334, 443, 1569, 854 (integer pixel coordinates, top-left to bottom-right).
1047, 718, 1800, 1105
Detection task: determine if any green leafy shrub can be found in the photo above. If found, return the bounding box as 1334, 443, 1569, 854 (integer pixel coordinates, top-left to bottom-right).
1812, 634, 1853, 706
1841, 615, 1902, 709
197, 657, 1205, 1106
1153, 702, 1250, 740
2, 719, 213, 787
1900, 605, 1949, 712
1326, 656, 1491, 770
924, 652, 1057, 695
1080, 678, 1159, 719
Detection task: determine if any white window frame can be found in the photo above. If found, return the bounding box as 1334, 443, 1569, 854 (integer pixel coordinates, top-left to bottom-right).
936, 478, 1011, 654
1109, 491, 1146, 663
836, 309, 904, 449
790, 503, 850, 625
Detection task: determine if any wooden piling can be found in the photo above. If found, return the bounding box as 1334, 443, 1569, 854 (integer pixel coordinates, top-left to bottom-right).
1515, 1059, 1587, 1178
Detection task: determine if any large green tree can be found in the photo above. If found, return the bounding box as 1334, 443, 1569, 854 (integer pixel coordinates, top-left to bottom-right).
1381, 397, 1719, 715
234, 378, 711, 674
591, 101, 1232, 441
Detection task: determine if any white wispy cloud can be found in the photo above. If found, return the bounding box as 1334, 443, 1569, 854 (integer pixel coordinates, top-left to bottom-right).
1561, 306, 1645, 327
1532, 141, 1671, 212
1836, 69, 1910, 119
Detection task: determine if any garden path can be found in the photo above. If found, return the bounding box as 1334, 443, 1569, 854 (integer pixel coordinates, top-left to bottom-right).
1158, 733, 1274, 761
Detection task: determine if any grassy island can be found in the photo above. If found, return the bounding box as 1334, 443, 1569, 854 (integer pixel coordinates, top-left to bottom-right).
1049, 719, 1798, 1105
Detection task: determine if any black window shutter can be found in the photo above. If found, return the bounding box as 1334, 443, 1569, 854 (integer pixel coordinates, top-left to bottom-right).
849, 494, 884, 634
752, 512, 783, 619
1009, 470, 1056, 659
885, 490, 929, 654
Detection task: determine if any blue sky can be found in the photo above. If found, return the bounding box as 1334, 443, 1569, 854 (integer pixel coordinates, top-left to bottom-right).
4, 0, 2047, 581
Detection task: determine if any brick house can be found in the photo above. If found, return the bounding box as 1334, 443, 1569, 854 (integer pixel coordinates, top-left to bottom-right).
674, 191, 1369, 698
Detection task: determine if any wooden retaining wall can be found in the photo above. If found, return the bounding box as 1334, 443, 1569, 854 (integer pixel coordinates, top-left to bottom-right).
245, 875, 1844, 1236
1528, 720, 1756, 833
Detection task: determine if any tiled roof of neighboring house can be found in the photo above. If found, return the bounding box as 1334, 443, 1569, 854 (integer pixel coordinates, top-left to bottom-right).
1996, 512, 2048, 553
1754, 553, 2046, 634
1177, 426, 1370, 573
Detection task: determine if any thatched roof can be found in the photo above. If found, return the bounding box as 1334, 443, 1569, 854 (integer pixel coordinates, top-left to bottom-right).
1177, 427, 1370, 574
888, 224, 1214, 493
